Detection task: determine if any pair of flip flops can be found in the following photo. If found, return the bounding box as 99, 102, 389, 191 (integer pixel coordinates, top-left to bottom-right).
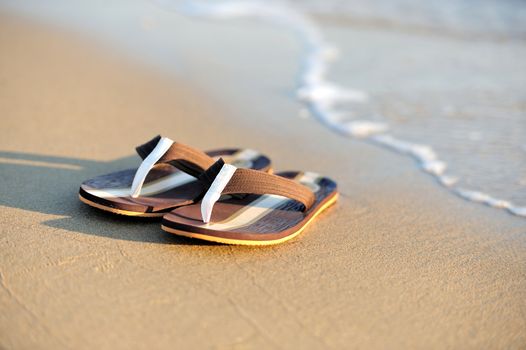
79, 135, 338, 245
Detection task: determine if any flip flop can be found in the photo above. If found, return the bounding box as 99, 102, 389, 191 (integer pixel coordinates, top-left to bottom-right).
161, 159, 338, 245
79, 135, 271, 217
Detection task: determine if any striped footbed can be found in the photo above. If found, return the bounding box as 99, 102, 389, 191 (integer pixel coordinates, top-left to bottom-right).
161, 171, 338, 242
79, 149, 270, 214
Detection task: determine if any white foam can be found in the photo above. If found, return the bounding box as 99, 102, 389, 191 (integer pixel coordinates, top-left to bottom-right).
438, 175, 458, 188
297, 82, 369, 105
341, 121, 388, 138
371, 134, 526, 216
454, 188, 526, 217
156, 0, 526, 219
155, 0, 374, 136
372, 135, 447, 176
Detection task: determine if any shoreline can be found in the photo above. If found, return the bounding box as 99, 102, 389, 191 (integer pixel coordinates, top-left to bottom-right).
0, 12, 525, 350
2, 0, 525, 218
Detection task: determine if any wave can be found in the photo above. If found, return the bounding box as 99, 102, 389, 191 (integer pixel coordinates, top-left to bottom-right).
155, 0, 526, 218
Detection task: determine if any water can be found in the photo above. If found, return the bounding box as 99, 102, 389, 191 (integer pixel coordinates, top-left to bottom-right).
155, 0, 526, 217
302, 0, 526, 213
2, 0, 525, 216
291, 0, 526, 38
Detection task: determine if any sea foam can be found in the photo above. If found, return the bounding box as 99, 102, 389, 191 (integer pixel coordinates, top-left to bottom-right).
157, 0, 526, 218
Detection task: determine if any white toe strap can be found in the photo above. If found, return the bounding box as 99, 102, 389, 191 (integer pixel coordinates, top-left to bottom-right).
200, 163, 237, 223
130, 137, 174, 198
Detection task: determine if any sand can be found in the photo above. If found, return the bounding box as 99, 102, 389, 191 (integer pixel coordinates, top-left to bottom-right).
0, 14, 525, 350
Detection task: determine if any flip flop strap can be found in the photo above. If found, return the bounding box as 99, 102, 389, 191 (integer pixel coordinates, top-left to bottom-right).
224, 168, 316, 209
200, 159, 315, 223
136, 135, 215, 175
131, 135, 215, 198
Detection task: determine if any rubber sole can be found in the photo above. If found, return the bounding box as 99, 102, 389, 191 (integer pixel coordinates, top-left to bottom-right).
78, 194, 166, 217
161, 192, 338, 246
79, 167, 274, 218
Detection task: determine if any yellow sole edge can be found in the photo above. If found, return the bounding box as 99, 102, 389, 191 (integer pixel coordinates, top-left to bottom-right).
161, 192, 339, 246
78, 194, 165, 217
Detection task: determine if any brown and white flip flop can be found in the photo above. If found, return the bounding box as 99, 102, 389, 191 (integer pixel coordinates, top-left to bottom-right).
161, 159, 338, 245
79, 135, 271, 217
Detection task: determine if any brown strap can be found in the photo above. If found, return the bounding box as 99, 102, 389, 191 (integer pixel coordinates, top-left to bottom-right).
159, 142, 215, 176
222, 168, 316, 211
136, 135, 163, 159
136, 135, 215, 178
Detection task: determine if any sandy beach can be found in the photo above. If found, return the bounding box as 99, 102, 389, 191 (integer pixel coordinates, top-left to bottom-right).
1, 10, 525, 350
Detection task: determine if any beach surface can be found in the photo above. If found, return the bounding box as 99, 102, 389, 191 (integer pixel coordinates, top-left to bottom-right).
1, 12, 525, 350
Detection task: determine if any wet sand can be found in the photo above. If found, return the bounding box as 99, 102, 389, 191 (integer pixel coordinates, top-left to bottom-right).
0, 14, 525, 349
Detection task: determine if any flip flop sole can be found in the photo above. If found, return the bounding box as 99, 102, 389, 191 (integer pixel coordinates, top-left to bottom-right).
161, 172, 338, 245
161, 192, 338, 245
79, 149, 271, 216
78, 194, 167, 217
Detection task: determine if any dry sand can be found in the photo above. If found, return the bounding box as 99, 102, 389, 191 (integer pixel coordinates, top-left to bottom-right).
1, 14, 525, 349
